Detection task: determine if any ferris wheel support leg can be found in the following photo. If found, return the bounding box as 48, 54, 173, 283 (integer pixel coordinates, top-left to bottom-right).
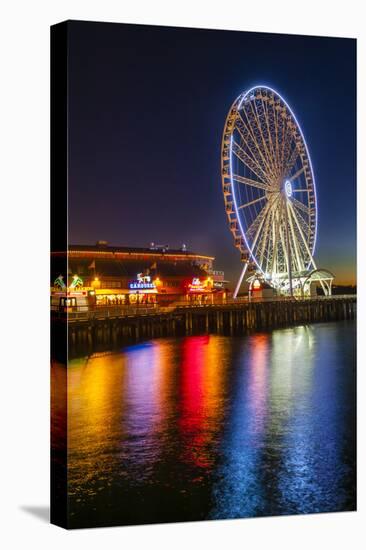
233, 262, 248, 299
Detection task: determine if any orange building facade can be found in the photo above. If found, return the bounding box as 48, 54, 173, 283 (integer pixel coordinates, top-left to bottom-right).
51, 243, 228, 311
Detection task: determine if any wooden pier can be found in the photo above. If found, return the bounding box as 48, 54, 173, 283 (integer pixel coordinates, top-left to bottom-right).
52, 296, 356, 359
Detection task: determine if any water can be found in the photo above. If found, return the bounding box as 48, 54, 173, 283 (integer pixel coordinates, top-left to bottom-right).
53, 321, 356, 528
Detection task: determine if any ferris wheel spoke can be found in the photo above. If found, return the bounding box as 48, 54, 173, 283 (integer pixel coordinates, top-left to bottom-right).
235, 121, 266, 174
282, 132, 296, 178
283, 145, 301, 179
278, 215, 291, 281
278, 109, 287, 170
280, 127, 288, 177
247, 95, 277, 177
292, 211, 312, 241
286, 201, 304, 272
288, 200, 316, 268
280, 114, 295, 176
290, 201, 314, 237
250, 202, 272, 259
232, 140, 271, 184
271, 99, 283, 178
297, 237, 310, 264
254, 99, 279, 178
246, 101, 277, 177
231, 173, 268, 191
270, 206, 281, 276
258, 206, 273, 270
237, 112, 277, 181
262, 98, 280, 179
290, 196, 311, 217
250, 194, 279, 262
277, 200, 287, 268
288, 165, 305, 182
267, 207, 279, 276
238, 195, 267, 210
246, 200, 272, 242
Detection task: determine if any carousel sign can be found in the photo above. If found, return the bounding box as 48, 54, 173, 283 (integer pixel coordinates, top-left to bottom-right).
129, 273, 156, 291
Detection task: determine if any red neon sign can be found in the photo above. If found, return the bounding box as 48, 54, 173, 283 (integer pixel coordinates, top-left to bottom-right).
188, 277, 206, 293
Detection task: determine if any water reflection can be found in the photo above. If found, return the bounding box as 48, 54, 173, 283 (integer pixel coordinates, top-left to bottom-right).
178, 336, 226, 469
276, 325, 356, 513
210, 334, 269, 519
61, 321, 356, 527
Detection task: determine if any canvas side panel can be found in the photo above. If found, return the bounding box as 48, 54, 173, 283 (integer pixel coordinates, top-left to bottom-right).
50, 21, 68, 529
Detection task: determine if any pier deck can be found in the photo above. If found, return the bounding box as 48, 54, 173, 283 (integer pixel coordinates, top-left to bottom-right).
51, 296, 356, 358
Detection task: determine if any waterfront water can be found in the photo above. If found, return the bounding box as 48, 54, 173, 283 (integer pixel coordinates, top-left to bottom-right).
55, 321, 356, 527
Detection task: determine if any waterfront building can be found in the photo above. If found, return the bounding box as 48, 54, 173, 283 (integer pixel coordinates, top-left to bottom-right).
51, 242, 228, 311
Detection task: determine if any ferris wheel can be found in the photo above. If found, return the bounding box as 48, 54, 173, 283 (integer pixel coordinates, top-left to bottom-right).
221, 85, 331, 297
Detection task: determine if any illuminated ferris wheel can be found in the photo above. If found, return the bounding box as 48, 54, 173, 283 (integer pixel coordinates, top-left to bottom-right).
221, 85, 333, 298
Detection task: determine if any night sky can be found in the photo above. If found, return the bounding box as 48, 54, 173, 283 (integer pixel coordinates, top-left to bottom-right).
68, 21, 356, 286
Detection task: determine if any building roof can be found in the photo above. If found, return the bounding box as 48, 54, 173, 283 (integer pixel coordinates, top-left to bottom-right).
62, 244, 214, 261
51, 245, 213, 283
67, 258, 208, 278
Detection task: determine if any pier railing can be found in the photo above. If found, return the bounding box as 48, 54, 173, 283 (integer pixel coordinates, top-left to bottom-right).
52, 294, 356, 322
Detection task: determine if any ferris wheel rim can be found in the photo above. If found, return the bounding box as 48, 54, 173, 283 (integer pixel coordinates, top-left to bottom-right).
223, 84, 318, 279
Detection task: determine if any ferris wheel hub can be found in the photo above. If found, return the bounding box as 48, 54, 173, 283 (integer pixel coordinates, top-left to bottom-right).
284, 180, 293, 197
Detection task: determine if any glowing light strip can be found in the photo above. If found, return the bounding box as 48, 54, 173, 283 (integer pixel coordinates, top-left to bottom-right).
234, 84, 318, 270
65, 250, 215, 261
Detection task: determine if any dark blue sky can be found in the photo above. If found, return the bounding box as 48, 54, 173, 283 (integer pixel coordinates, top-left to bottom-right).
68, 21, 356, 285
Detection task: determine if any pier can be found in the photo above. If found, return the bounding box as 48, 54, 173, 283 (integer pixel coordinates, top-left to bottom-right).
51, 295, 356, 358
